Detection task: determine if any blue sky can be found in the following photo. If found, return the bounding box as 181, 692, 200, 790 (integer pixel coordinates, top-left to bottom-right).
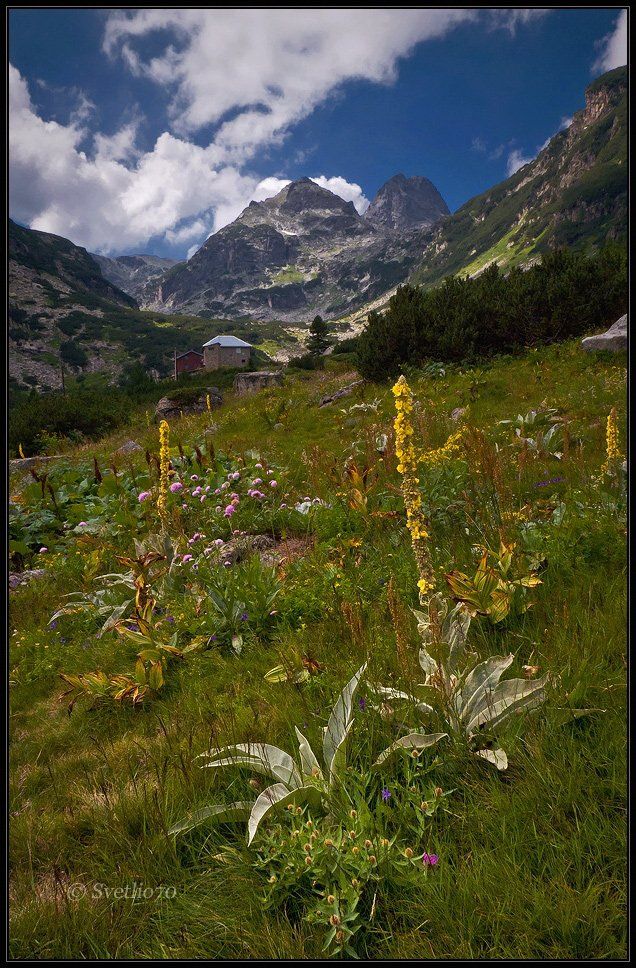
9, 8, 627, 258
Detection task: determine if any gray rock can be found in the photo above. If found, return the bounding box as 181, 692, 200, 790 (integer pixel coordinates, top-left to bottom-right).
451, 406, 467, 421
113, 439, 143, 457
9, 455, 61, 473
581, 314, 627, 352
219, 534, 277, 566
233, 371, 284, 396
318, 380, 364, 407
155, 388, 222, 420
9, 569, 47, 591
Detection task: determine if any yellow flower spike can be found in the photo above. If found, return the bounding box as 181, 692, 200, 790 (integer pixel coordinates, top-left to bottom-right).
599, 407, 623, 478
157, 419, 171, 527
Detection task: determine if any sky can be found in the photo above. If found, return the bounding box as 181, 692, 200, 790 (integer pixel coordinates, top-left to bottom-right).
9, 7, 628, 260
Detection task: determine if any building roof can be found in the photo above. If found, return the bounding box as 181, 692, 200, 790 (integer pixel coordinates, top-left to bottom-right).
176, 349, 203, 359
203, 335, 253, 348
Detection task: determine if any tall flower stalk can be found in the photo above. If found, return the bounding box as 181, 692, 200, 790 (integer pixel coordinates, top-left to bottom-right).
600, 406, 623, 477
157, 419, 171, 527
392, 376, 439, 636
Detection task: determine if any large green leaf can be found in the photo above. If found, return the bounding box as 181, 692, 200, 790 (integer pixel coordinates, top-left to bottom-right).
373, 731, 448, 768
294, 727, 323, 781
199, 743, 302, 788
247, 783, 322, 845
455, 654, 514, 729
323, 662, 367, 780
168, 800, 252, 836
466, 675, 548, 735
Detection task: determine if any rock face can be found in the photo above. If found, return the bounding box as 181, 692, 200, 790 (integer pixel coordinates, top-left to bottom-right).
155, 388, 222, 420
9, 569, 47, 591
113, 439, 144, 457
140, 176, 449, 323
411, 66, 627, 288
581, 314, 627, 352
91, 253, 180, 300
364, 174, 450, 231
233, 371, 284, 395
318, 380, 364, 407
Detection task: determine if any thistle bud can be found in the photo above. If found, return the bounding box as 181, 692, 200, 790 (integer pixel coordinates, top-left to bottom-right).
434, 787, 443, 798
327, 895, 335, 905
330, 915, 341, 926
404, 847, 414, 858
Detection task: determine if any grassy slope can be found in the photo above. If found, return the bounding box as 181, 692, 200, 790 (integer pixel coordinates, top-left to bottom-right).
9, 343, 626, 958
410, 69, 627, 289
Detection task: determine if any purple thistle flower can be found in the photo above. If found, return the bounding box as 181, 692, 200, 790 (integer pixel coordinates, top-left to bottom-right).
422, 852, 439, 867
381, 788, 391, 802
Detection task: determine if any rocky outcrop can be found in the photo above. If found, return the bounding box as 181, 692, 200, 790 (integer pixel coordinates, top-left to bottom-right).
318, 380, 364, 407
92, 253, 180, 300
139, 176, 447, 322
155, 388, 222, 420
113, 439, 144, 457
9, 569, 47, 591
581, 314, 627, 352
233, 371, 284, 395
364, 174, 449, 231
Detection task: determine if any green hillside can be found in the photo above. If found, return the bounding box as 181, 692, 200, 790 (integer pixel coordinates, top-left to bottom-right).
411, 67, 627, 288
9, 340, 626, 959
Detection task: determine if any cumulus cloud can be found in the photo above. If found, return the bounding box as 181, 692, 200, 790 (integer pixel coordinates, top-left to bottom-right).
10, 10, 550, 254
593, 9, 627, 74
506, 149, 533, 176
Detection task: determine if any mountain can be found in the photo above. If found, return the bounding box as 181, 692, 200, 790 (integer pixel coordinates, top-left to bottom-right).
91, 253, 181, 300
410, 66, 627, 287
8, 219, 290, 391
140, 175, 449, 322
364, 174, 450, 231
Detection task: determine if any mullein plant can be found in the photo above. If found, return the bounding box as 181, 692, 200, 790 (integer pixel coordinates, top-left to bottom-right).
381, 375, 548, 770
599, 406, 625, 479
157, 419, 171, 527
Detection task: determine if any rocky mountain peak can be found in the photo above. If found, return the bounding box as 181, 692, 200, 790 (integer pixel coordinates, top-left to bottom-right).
364, 173, 450, 231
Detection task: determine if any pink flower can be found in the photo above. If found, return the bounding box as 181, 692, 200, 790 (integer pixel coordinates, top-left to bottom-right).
422, 853, 439, 867
138, 491, 151, 502
78, 521, 87, 527
214, 539, 225, 547
230, 493, 239, 500
231, 471, 240, 481
255, 462, 263, 469
182, 503, 188, 510
182, 554, 193, 563
190, 475, 199, 482
224, 505, 236, 517
270, 480, 277, 488
280, 503, 287, 509
170, 481, 183, 493
39, 546, 48, 553
252, 478, 263, 486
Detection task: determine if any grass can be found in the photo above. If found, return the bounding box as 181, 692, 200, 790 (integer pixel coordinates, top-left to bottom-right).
9, 340, 627, 958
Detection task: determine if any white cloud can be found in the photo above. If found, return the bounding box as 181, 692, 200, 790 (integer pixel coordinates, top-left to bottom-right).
103, 9, 479, 156
593, 9, 627, 74
506, 149, 533, 176
10, 10, 551, 254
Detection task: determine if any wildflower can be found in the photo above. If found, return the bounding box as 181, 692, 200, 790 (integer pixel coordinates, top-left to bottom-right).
252, 478, 263, 485
190, 475, 199, 481
224, 505, 235, 517
349, 809, 357, 819
157, 420, 171, 526
170, 481, 183, 493
392, 376, 437, 616
422, 852, 439, 867
270, 480, 278, 488
381, 788, 391, 802
214, 538, 225, 547
364, 839, 373, 849
49, 620, 58, 629
329, 915, 341, 926
240, 612, 249, 621
305, 856, 312, 866
404, 847, 414, 858
358, 696, 367, 711
434, 787, 443, 798
78, 521, 87, 527
231, 471, 240, 481
255, 462, 263, 468
327, 894, 335, 905
325, 839, 334, 847
600, 406, 623, 476
182, 554, 193, 563
268, 875, 277, 884
138, 491, 151, 503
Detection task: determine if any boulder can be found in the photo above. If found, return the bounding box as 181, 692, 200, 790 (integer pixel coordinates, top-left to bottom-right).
155, 388, 222, 421
233, 371, 284, 396
581, 314, 627, 352
218, 534, 277, 566
10, 455, 61, 473
318, 379, 364, 407
113, 439, 143, 457
9, 569, 47, 591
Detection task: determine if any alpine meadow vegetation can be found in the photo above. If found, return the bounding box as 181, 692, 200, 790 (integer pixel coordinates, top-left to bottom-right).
9, 338, 626, 959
